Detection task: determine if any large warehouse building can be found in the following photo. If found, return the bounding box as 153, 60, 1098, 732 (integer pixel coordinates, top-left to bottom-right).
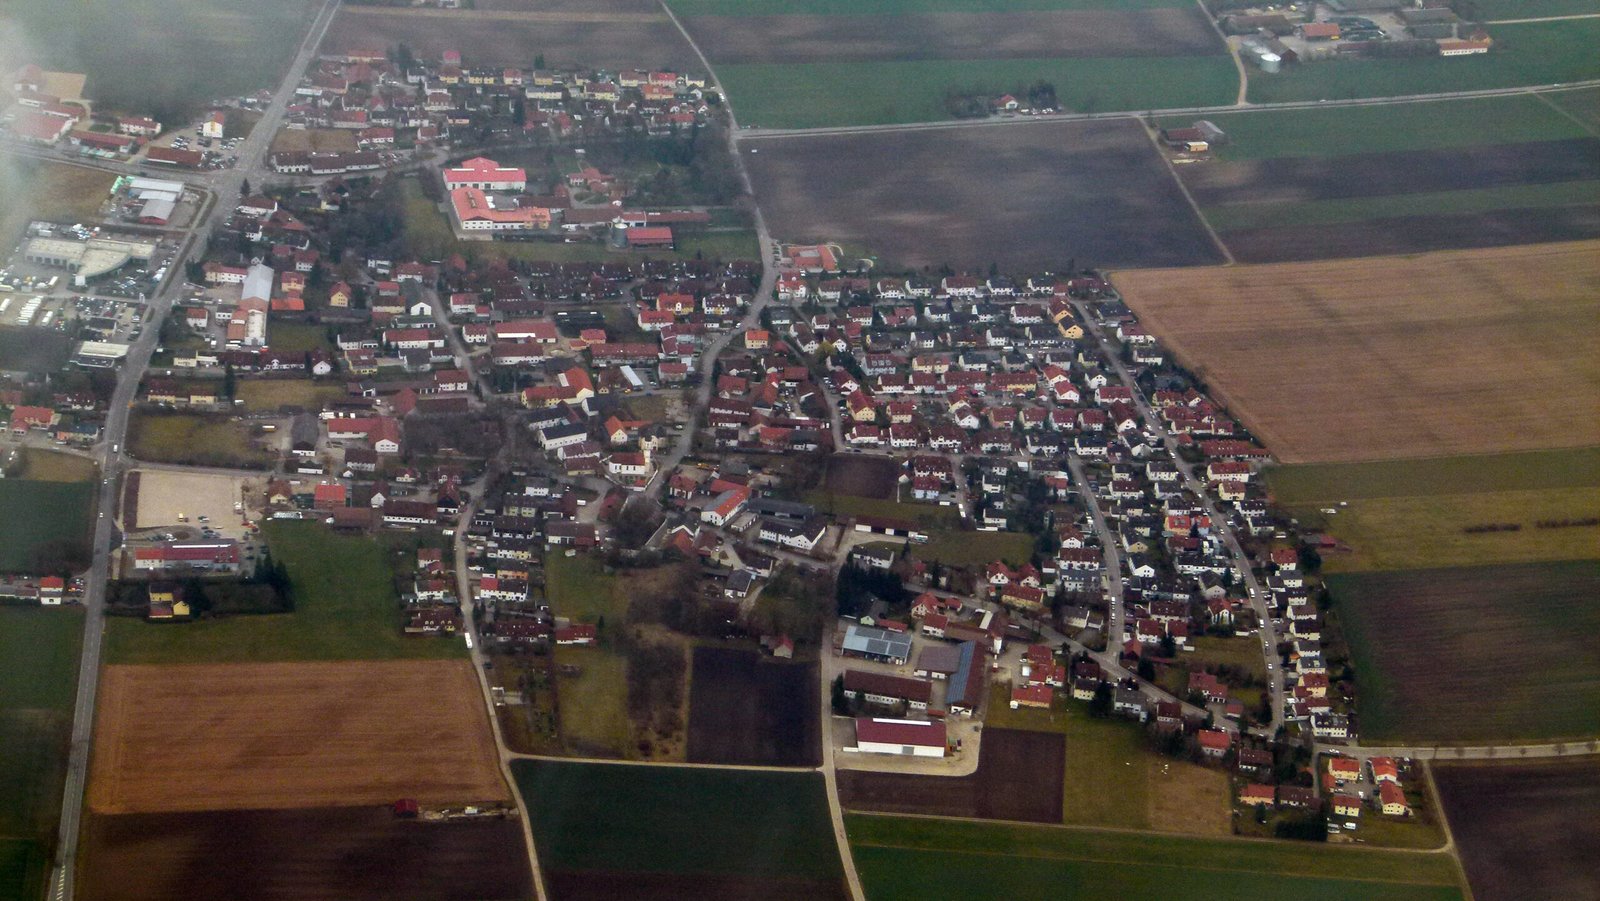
852, 718, 947, 758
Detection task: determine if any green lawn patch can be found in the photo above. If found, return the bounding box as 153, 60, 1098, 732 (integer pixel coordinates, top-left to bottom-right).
0, 608, 84, 711
915, 528, 1035, 567
722, 56, 1239, 129
1333, 561, 1600, 743
1465, 0, 1600, 18
1265, 448, 1600, 503
105, 521, 466, 664
1204, 179, 1600, 231
1247, 21, 1600, 104
0, 480, 93, 573
807, 491, 959, 528
0, 327, 73, 375
234, 379, 346, 414
1546, 85, 1600, 130
674, 0, 1188, 13
15, 449, 97, 483
552, 645, 632, 757
127, 410, 274, 469
542, 553, 626, 625
1166, 94, 1590, 160
265, 321, 333, 355
515, 760, 846, 889
847, 815, 1465, 901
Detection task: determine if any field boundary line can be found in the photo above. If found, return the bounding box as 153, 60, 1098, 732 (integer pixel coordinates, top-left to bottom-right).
1530, 89, 1600, 137
1421, 761, 1474, 901
1137, 123, 1234, 264
1485, 12, 1600, 23
340, 5, 666, 23
511, 752, 819, 774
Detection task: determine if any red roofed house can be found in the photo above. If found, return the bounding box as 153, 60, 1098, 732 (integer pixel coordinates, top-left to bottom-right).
9, 405, 56, 433
626, 226, 673, 248
1197, 728, 1232, 759
442, 156, 527, 191
1010, 683, 1054, 709
853, 718, 946, 758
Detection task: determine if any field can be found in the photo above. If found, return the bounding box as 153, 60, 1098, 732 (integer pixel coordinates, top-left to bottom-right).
1434, 759, 1600, 901
0, 157, 115, 246
809, 491, 958, 528
0, 608, 82, 901
1114, 241, 1600, 464
269, 127, 358, 154
0, 325, 73, 374
235, 378, 346, 413
838, 726, 1065, 823
79, 806, 531, 901
1332, 561, 1600, 743
915, 528, 1035, 567
89, 660, 505, 814
128, 410, 276, 469
13, 448, 96, 483
0, 479, 93, 573
1, 0, 317, 120
1267, 447, 1600, 502
552, 644, 632, 757
1550, 85, 1600, 129
687, 645, 819, 766
1467, 0, 1600, 16
1247, 21, 1600, 105
823, 454, 897, 499
745, 118, 1223, 271
323, 5, 699, 71
846, 815, 1467, 901
105, 521, 467, 664
514, 760, 848, 901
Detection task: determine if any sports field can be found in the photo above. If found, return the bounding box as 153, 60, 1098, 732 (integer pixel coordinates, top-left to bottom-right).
1114, 241, 1600, 463
1332, 561, 1600, 743
847, 815, 1466, 901
89, 660, 505, 814
514, 760, 848, 900
0, 479, 93, 573
105, 521, 466, 664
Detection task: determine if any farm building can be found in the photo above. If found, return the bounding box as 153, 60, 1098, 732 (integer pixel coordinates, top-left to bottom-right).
852, 718, 947, 758
841, 624, 913, 666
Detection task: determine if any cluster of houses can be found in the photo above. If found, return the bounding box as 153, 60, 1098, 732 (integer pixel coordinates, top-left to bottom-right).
3, 390, 102, 446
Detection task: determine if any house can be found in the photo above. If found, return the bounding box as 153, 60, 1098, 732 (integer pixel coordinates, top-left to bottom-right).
555, 623, 598, 646
1010, 683, 1053, 709
1331, 794, 1363, 818
843, 670, 933, 711
853, 718, 946, 758
1369, 757, 1401, 785
1239, 783, 1276, 808
1328, 756, 1360, 784
1197, 728, 1232, 759
841, 623, 912, 665
1379, 782, 1410, 816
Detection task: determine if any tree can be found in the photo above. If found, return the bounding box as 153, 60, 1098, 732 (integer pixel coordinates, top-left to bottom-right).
222, 362, 236, 400
1088, 682, 1113, 718
830, 674, 849, 715
1137, 658, 1156, 681
1158, 633, 1177, 658
240, 178, 252, 197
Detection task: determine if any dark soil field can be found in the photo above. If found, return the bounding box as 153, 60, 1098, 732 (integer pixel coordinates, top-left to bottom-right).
687, 646, 820, 767
1222, 204, 1600, 263
323, 7, 699, 71
745, 119, 1223, 272
1434, 759, 1600, 901
825, 455, 900, 500
1184, 138, 1600, 207
1331, 561, 1600, 744
683, 8, 1220, 64
547, 871, 845, 901
79, 806, 531, 901
838, 727, 1065, 823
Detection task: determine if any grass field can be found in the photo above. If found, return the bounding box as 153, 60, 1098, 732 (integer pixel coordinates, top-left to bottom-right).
847, 815, 1466, 901
914, 528, 1035, 567
553, 644, 632, 757
542, 552, 626, 625
1201, 179, 1600, 231
1266, 448, 1600, 502
127, 410, 274, 469
0, 479, 93, 573
0, 326, 73, 375
1548, 85, 1600, 129
1457, 0, 1600, 19
721, 56, 1239, 129
1162, 94, 1591, 160
672, 0, 1191, 13
105, 521, 466, 665
808, 491, 960, 528
0, 838, 46, 901
984, 688, 1229, 834
15, 448, 96, 483
0, 158, 115, 246
265, 321, 333, 355
515, 760, 847, 896
234, 379, 345, 413
1333, 561, 1600, 743
1248, 21, 1600, 104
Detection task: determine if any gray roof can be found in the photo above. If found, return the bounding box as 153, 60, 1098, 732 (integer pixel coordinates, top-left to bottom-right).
843, 624, 913, 661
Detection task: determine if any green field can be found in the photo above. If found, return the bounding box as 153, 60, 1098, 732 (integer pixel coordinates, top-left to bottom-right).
1203, 179, 1600, 231
265, 321, 333, 356
514, 760, 846, 890
1463, 0, 1600, 18
0, 608, 83, 901
807, 490, 960, 528
0, 327, 73, 376
127, 410, 274, 469
14, 449, 96, 484
673, 0, 1189, 13
0, 480, 93, 573
0, 158, 115, 247
1266, 448, 1600, 503
543, 552, 626, 625
722, 56, 1240, 129
915, 529, 1035, 568
1333, 561, 1600, 743
1167, 94, 1592, 160
1248, 21, 1600, 104
1548, 85, 1600, 129
105, 521, 466, 664
234, 378, 345, 414
2, 0, 317, 122
847, 815, 1466, 901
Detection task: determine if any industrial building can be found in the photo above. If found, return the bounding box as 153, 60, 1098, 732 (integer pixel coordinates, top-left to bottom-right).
851, 718, 947, 757
23, 236, 156, 286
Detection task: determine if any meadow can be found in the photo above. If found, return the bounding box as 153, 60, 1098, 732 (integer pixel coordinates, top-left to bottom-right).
127, 411, 275, 469
0, 479, 93, 573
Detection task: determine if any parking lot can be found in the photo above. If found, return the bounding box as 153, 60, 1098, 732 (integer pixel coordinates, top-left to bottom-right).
132, 468, 263, 541
145, 118, 243, 170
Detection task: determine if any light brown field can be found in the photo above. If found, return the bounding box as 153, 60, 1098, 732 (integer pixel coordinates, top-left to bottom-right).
1114, 240, 1600, 463
269, 127, 358, 154
89, 660, 507, 814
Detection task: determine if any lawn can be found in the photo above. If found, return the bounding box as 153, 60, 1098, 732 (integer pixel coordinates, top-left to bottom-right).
15, 448, 97, 483
1548, 85, 1600, 130
0, 607, 84, 712
1248, 21, 1600, 104
807, 491, 959, 528
1183, 635, 1267, 681
1265, 448, 1600, 503
0, 158, 115, 246
127, 410, 274, 469
514, 760, 846, 894
105, 521, 467, 664
1202, 179, 1600, 231
265, 321, 333, 355
552, 645, 632, 758
1464, 0, 1600, 18
0, 327, 73, 375
1163, 94, 1591, 160
234, 379, 346, 414
984, 687, 1229, 834
1332, 561, 1600, 743
0, 480, 93, 573
915, 528, 1035, 567
672, 0, 1190, 13
721, 56, 1240, 129
542, 552, 627, 626
846, 815, 1466, 901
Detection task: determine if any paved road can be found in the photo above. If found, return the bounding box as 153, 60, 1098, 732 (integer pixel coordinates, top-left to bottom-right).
1065, 452, 1126, 645
1330, 740, 1600, 761
47, 3, 343, 899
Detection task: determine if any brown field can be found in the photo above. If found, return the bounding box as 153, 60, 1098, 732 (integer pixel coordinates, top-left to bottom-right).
89, 661, 507, 814
683, 8, 1220, 65
1434, 759, 1600, 901
323, 6, 697, 70
1114, 241, 1600, 463
837, 727, 1065, 823
546, 871, 846, 901
80, 806, 531, 901
478, 0, 658, 10
1185, 138, 1600, 207
825, 455, 900, 500
745, 119, 1223, 272
1222, 204, 1600, 263
687, 646, 819, 766
270, 127, 358, 154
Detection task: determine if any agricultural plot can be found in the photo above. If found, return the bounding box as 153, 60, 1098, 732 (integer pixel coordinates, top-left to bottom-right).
234, 378, 346, 413
0, 479, 93, 573
14, 448, 97, 483
515, 760, 848, 901
1434, 759, 1600, 901
128, 410, 275, 469
269, 127, 358, 155
0, 326, 73, 374
89, 660, 506, 814
1114, 241, 1600, 464
914, 528, 1035, 568
823, 455, 899, 500
687, 646, 819, 766
846, 815, 1467, 901
1332, 561, 1600, 744
745, 118, 1224, 272
0, 159, 116, 247
838, 727, 1066, 823
79, 807, 531, 901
